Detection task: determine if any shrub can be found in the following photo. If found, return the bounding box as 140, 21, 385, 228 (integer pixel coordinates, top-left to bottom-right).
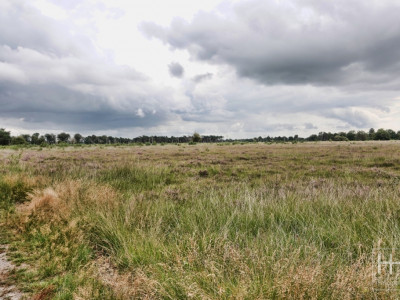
192, 132, 201, 143
333, 135, 349, 141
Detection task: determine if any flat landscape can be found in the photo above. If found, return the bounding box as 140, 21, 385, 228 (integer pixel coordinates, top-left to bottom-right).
1, 141, 400, 299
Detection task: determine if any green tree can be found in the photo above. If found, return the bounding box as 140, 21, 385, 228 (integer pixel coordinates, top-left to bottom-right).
31, 133, 40, 145
0, 128, 11, 145
307, 134, 318, 141
38, 135, 46, 145
22, 134, 31, 143
84, 136, 94, 144
74, 133, 83, 144
356, 130, 368, 141
374, 128, 390, 140
108, 136, 115, 144
387, 129, 397, 139
368, 128, 375, 140
57, 132, 70, 143
333, 135, 349, 141
11, 136, 27, 145
346, 130, 356, 141
192, 132, 201, 143
45, 133, 56, 144
98, 135, 108, 144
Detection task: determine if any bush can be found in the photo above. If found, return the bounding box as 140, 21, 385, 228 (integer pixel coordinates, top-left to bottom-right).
333, 135, 349, 141
192, 132, 201, 143
0, 177, 32, 211
11, 136, 27, 145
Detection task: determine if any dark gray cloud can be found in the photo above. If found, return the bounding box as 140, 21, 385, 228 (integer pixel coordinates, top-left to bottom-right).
0, 0, 175, 133
322, 108, 375, 128
304, 123, 318, 130
193, 73, 213, 83
0, 81, 169, 131
168, 62, 184, 78
141, 0, 400, 88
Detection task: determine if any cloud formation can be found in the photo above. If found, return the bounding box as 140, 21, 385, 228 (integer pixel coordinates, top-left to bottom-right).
192, 73, 213, 83
141, 0, 400, 89
168, 62, 184, 78
0, 0, 177, 133
0, 0, 399, 138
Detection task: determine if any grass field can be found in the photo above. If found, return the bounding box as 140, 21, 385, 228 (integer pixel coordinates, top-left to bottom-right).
1, 141, 400, 299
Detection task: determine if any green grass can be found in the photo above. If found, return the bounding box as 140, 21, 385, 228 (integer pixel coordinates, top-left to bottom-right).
1, 141, 400, 298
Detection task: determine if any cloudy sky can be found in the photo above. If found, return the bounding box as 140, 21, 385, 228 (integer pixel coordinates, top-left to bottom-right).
1, 0, 399, 138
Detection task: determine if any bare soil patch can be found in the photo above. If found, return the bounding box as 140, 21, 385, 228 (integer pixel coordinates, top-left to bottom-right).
0, 246, 23, 300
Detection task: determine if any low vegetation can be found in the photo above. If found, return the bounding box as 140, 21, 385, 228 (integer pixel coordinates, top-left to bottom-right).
1, 141, 400, 299
1, 127, 400, 146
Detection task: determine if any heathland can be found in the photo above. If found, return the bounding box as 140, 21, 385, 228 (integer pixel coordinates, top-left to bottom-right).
1, 141, 400, 299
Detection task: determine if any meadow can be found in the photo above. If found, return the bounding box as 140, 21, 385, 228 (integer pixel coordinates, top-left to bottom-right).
1, 141, 400, 299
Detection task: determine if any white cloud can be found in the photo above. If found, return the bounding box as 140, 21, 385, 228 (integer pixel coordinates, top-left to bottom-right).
136, 108, 145, 118
0, 0, 399, 138
0, 61, 28, 84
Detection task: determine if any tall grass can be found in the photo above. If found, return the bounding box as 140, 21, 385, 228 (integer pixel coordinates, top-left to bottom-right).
1, 142, 400, 298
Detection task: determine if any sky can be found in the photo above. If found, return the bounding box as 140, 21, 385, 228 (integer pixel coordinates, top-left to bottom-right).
0, 0, 399, 138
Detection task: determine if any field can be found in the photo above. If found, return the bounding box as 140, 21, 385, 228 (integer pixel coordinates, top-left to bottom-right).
1, 141, 400, 299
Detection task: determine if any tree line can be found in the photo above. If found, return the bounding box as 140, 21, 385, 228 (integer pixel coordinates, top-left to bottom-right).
0, 129, 223, 145
0, 128, 399, 146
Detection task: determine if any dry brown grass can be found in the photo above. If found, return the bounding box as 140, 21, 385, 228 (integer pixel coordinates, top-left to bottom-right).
1, 141, 400, 299
94, 257, 160, 299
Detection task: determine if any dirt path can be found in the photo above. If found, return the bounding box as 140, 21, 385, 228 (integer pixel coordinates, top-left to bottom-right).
0, 245, 23, 300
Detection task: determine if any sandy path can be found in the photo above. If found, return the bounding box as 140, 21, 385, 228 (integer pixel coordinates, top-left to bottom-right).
0, 246, 23, 300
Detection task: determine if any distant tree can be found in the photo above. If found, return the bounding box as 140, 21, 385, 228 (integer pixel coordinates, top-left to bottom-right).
318, 132, 331, 141
0, 128, 11, 145
374, 128, 390, 140
337, 132, 347, 138
45, 133, 56, 144
38, 135, 46, 144
333, 135, 349, 141
74, 133, 83, 144
368, 128, 375, 140
90, 135, 99, 144
22, 134, 31, 143
387, 129, 397, 140
307, 134, 318, 141
31, 133, 40, 145
84, 136, 93, 144
57, 132, 70, 143
356, 130, 368, 141
192, 132, 201, 143
11, 136, 27, 145
98, 135, 108, 144
346, 130, 356, 141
